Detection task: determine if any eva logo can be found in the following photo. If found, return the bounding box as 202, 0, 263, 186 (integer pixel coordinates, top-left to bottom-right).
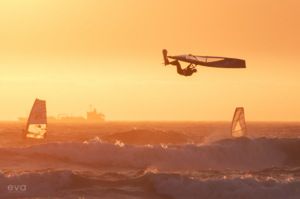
7, 184, 27, 192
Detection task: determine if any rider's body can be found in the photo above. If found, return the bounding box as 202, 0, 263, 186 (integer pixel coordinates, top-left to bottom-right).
163, 49, 197, 76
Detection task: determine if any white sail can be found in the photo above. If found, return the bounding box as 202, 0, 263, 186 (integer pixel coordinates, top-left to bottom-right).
25, 99, 47, 139
231, 107, 246, 138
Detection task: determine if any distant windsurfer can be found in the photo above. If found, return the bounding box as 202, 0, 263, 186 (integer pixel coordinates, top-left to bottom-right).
163, 49, 197, 76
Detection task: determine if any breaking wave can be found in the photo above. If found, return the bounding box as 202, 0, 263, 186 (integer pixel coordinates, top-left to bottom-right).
150, 172, 300, 199
1, 169, 300, 199
102, 128, 191, 145
1, 137, 300, 171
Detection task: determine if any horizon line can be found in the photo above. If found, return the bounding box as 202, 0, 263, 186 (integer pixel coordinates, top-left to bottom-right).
0, 119, 299, 123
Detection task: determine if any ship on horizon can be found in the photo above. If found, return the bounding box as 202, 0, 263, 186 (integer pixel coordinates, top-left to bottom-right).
18, 108, 105, 123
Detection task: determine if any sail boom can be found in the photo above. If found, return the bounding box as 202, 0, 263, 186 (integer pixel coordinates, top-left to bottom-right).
168, 55, 246, 68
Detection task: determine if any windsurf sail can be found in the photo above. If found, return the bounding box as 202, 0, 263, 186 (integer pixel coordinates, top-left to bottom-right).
231, 107, 246, 137
24, 99, 47, 139
168, 54, 246, 68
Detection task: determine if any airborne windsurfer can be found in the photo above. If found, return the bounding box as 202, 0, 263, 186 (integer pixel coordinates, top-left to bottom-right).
162, 49, 246, 76
163, 49, 197, 76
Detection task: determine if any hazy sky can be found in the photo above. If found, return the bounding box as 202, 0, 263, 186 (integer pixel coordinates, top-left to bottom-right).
0, 0, 299, 121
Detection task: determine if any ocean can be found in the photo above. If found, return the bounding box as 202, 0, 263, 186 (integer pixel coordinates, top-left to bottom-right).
0, 122, 300, 199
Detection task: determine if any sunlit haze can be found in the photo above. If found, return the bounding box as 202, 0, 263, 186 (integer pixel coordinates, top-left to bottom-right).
0, 0, 299, 121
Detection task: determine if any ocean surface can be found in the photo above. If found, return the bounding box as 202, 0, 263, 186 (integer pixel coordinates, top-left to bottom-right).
0, 121, 300, 199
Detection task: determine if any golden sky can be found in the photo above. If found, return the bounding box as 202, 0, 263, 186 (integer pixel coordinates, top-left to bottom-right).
0, 0, 299, 121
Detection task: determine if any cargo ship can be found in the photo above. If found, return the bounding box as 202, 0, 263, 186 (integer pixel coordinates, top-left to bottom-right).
19, 108, 105, 123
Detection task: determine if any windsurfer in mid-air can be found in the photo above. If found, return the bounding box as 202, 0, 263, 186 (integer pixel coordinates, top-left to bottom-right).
163, 49, 197, 76
162, 49, 246, 77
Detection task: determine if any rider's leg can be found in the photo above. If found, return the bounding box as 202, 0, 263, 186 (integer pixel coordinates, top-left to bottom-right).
170, 60, 184, 75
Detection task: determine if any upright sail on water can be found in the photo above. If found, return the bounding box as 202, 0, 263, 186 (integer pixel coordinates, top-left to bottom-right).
231, 107, 246, 137
24, 98, 47, 139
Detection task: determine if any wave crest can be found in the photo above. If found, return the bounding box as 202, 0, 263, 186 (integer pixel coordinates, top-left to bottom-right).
2, 138, 300, 171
